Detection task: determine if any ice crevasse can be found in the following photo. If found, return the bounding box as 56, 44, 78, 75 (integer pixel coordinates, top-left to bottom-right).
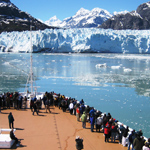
0, 28, 150, 53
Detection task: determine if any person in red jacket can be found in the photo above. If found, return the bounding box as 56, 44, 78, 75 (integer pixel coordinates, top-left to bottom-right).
110, 123, 118, 143
104, 125, 110, 142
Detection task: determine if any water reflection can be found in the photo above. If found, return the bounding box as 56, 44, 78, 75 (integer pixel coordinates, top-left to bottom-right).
0, 53, 150, 97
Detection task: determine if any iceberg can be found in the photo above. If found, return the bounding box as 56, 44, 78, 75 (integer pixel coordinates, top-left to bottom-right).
0, 28, 150, 54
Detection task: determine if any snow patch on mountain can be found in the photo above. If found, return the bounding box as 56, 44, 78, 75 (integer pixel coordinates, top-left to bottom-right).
113, 10, 129, 16
146, 2, 150, 8
45, 16, 62, 27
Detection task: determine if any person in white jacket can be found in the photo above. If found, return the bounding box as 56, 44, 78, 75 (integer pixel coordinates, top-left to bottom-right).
69, 101, 74, 115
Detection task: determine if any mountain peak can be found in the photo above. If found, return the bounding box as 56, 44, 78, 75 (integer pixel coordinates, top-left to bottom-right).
91, 7, 112, 18
91, 7, 103, 12
45, 16, 61, 27
51, 15, 57, 19
75, 8, 90, 16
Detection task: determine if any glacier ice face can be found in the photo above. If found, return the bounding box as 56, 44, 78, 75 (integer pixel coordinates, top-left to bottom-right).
0, 28, 150, 54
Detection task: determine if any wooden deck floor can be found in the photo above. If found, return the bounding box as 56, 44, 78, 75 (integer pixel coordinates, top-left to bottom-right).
0, 105, 128, 150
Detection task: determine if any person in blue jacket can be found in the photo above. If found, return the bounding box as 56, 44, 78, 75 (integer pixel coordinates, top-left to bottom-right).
89, 107, 96, 117
90, 114, 95, 132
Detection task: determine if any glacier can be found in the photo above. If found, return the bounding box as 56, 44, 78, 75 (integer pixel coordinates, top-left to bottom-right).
0, 28, 150, 53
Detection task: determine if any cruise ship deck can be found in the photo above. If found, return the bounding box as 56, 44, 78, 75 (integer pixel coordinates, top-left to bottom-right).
0, 105, 127, 150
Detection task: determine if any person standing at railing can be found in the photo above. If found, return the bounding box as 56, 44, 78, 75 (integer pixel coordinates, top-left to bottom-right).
122, 126, 129, 146
104, 125, 110, 142
133, 132, 144, 150
128, 130, 136, 150
119, 124, 125, 144
76, 106, 80, 121
90, 114, 95, 132
69, 101, 74, 115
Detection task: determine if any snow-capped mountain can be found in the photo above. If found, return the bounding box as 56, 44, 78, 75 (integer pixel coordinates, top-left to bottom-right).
45, 7, 112, 28
45, 16, 62, 27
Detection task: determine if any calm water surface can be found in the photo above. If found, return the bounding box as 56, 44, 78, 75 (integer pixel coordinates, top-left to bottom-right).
0, 53, 150, 138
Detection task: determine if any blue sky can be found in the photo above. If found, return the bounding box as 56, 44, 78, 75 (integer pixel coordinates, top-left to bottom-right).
11, 0, 148, 21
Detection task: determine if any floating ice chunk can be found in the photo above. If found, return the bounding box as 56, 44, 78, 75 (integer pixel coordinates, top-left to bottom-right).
115, 100, 120, 102
3, 62, 10, 65
95, 63, 107, 68
123, 68, 132, 72
92, 88, 100, 90
11, 59, 21, 62
111, 65, 121, 69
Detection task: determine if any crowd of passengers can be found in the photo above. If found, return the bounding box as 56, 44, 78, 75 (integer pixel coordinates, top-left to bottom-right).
0, 91, 150, 150
0, 92, 28, 110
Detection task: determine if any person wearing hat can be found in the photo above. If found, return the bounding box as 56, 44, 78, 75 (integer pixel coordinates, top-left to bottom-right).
142, 142, 150, 150
75, 136, 83, 150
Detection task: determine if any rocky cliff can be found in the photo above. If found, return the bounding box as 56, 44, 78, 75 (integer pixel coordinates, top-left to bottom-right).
99, 2, 150, 30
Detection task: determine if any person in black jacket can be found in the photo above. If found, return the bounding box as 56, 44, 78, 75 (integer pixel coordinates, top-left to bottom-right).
119, 124, 125, 144
8, 112, 14, 128
10, 129, 19, 146
32, 102, 38, 115
75, 136, 83, 150
128, 130, 136, 150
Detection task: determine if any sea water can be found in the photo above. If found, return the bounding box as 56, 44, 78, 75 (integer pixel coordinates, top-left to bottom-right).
0, 53, 150, 138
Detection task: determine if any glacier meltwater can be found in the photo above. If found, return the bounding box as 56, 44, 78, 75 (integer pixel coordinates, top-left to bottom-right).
0, 28, 150, 53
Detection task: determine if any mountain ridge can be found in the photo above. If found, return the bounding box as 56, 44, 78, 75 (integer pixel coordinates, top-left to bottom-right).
45, 7, 112, 28
0, 0, 149, 32
0, 0, 58, 33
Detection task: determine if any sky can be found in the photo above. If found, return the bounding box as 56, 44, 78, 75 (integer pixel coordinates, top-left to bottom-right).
11, 0, 148, 22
